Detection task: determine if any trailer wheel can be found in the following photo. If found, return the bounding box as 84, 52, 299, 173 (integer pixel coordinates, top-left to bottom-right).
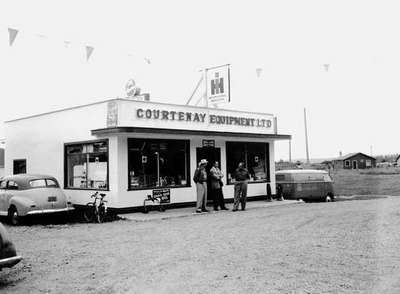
325, 194, 333, 202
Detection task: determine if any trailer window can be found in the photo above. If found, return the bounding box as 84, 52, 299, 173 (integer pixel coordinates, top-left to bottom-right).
276, 174, 286, 181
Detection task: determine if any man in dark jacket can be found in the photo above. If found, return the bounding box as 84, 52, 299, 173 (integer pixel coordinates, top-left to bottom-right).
193, 159, 209, 213
232, 162, 250, 211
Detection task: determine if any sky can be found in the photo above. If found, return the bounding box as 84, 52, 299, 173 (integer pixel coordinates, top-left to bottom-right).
0, 0, 399, 161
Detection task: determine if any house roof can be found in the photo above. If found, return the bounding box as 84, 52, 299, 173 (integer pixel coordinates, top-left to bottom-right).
335, 152, 375, 161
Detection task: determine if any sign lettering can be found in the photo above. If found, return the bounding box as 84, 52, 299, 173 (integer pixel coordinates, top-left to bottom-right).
135, 108, 272, 129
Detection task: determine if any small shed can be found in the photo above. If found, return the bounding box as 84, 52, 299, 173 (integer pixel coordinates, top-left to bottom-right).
333, 152, 376, 169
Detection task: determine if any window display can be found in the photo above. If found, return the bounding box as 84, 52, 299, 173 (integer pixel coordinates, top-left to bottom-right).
65, 140, 108, 190
226, 142, 269, 184
128, 138, 190, 190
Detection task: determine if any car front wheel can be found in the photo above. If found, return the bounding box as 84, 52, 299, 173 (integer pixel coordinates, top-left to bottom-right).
8, 207, 20, 226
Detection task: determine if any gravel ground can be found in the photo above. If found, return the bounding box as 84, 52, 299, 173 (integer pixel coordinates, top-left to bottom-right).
1, 197, 400, 294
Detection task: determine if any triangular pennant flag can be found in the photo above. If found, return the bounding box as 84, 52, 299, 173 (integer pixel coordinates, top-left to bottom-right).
8, 28, 19, 46
86, 46, 94, 61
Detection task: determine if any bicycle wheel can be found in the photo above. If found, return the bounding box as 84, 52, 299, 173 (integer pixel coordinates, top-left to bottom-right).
95, 206, 101, 223
83, 204, 95, 223
98, 205, 107, 223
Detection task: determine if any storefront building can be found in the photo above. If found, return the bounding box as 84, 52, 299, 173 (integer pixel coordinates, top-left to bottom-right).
4, 98, 290, 210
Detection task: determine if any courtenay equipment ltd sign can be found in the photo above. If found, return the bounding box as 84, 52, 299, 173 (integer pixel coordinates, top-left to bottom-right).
136, 108, 272, 128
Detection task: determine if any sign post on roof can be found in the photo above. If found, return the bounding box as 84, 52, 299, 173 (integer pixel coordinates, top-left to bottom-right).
205, 64, 231, 107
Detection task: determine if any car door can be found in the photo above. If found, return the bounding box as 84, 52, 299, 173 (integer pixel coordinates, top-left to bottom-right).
5, 180, 19, 210
0, 180, 8, 215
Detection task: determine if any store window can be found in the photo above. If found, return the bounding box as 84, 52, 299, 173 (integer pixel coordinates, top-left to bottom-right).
226, 142, 269, 184
65, 140, 108, 190
13, 159, 26, 174
128, 138, 190, 190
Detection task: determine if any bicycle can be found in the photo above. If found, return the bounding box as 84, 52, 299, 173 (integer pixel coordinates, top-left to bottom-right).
83, 191, 108, 223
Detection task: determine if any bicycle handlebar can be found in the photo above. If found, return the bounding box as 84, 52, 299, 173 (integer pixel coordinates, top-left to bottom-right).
91, 191, 106, 199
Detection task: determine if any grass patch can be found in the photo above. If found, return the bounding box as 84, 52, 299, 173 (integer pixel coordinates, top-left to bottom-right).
330, 169, 400, 196
335, 195, 388, 201
359, 167, 400, 175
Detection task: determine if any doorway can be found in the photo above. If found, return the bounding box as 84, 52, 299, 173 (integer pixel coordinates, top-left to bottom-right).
196, 147, 221, 203
352, 160, 358, 169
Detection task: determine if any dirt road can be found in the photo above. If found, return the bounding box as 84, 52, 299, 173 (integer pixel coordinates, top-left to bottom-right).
1, 197, 400, 293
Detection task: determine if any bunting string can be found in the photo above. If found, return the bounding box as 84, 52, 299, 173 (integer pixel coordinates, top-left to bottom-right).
2, 25, 152, 64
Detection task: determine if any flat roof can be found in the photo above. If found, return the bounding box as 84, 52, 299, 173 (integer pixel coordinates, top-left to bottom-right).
91, 126, 291, 140
5, 98, 274, 123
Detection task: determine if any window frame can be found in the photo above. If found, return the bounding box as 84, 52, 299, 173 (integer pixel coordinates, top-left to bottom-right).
0, 180, 7, 189
127, 138, 191, 191
13, 159, 26, 175
225, 141, 270, 185
7, 180, 19, 190
29, 179, 47, 188
64, 139, 110, 191
28, 178, 60, 189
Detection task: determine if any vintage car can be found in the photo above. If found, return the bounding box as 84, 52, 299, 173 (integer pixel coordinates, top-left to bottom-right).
0, 222, 22, 270
275, 169, 334, 202
0, 174, 74, 225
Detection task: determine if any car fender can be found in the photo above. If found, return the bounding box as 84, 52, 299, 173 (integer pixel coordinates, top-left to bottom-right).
0, 223, 17, 259
9, 196, 36, 216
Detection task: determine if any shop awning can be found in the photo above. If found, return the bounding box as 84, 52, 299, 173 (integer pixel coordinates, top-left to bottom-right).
91, 127, 291, 140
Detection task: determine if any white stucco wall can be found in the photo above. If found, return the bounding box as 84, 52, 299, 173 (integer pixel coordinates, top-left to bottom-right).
4, 100, 113, 205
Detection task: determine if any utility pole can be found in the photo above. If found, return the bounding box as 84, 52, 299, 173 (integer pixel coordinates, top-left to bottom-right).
304, 108, 310, 164
289, 140, 292, 163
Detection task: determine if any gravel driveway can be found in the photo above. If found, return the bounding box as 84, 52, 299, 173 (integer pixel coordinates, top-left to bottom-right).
1, 197, 400, 293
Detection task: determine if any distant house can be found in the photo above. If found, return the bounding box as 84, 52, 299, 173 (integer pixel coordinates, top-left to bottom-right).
333, 152, 376, 169
0, 148, 4, 177
395, 155, 400, 167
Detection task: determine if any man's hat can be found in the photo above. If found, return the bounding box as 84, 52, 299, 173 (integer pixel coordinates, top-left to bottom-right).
199, 159, 208, 165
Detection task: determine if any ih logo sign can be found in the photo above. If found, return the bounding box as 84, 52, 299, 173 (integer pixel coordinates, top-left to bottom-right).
206, 64, 230, 104
211, 72, 224, 95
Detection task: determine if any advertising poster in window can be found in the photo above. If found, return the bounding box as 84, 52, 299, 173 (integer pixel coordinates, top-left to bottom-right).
206, 64, 231, 105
